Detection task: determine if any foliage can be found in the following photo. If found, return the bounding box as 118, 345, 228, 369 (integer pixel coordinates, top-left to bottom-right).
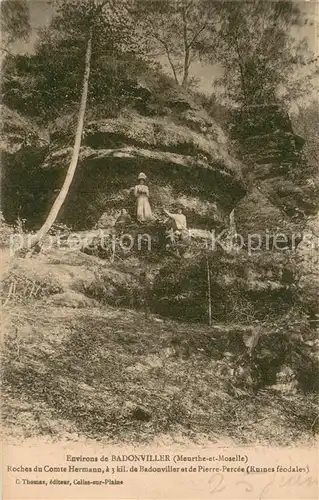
0, 0, 30, 53
2, 146, 51, 228
2, 273, 63, 308
213, 0, 315, 107
2, 0, 147, 121
195, 91, 231, 128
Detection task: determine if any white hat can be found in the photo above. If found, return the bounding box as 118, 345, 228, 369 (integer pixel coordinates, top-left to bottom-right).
138, 172, 147, 180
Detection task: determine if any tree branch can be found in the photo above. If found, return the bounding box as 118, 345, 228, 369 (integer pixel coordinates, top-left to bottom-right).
183, 0, 195, 15
181, 3, 190, 86
233, 35, 248, 102
0, 45, 12, 55
187, 22, 208, 49
147, 17, 180, 85
159, 38, 180, 85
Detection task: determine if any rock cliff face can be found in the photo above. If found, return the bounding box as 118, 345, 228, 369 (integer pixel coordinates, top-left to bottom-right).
4, 98, 315, 238
232, 104, 319, 241
2, 93, 317, 322
1, 86, 246, 231
41, 103, 245, 230
151, 104, 318, 327
2, 95, 318, 403
0, 105, 49, 155
1, 105, 51, 228
232, 104, 304, 169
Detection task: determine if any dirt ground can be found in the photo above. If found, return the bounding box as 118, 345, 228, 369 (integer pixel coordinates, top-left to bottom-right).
2, 299, 318, 447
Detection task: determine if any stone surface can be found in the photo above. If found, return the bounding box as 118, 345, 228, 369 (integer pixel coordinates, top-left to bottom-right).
0, 105, 49, 155
232, 103, 319, 237
46, 291, 99, 308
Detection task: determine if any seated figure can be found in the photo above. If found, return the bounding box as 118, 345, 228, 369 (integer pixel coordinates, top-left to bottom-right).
164, 206, 187, 231
163, 206, 190, 251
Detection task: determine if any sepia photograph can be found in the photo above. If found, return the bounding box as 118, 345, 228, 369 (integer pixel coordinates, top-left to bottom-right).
1, 0, 318, 498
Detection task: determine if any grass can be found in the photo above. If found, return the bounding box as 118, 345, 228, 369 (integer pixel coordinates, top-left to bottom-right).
2, 301, 318, 446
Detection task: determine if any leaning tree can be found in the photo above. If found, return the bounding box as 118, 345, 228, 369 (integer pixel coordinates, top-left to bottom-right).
29, 0, 142, 247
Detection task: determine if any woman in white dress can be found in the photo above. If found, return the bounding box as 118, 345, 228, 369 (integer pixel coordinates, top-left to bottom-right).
134, 172, 153, 222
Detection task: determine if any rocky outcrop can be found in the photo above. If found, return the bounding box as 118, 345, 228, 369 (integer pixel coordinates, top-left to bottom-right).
152, 248, 300, 323
297, 212, 319, 325
2, 247, 147, 310
232, 104, 319, 241
82, 111, 235, 169
36, 104, 245, 230
235, 187, 302, 247
1, 105, 50, 227
0, 105, 49, 155
45, 291, 99, 308
2, 83, 246, 230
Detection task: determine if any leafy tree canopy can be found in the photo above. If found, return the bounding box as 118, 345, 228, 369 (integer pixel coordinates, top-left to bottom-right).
1, 0, 30, 43
213, 0, 316, 107
2, 0, 152, 120
1, 0, 30, 62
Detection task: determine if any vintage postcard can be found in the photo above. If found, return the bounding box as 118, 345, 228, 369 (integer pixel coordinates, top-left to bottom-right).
1, 0, 318, 499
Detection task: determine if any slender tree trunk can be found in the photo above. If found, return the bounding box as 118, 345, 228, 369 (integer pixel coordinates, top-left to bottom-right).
165, 48, 180, 85
181, 5, 190, 88
182, 49, 190, 88
30, 29, 93, 248
206, 253, 212, 326
234, 36, 248, 104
